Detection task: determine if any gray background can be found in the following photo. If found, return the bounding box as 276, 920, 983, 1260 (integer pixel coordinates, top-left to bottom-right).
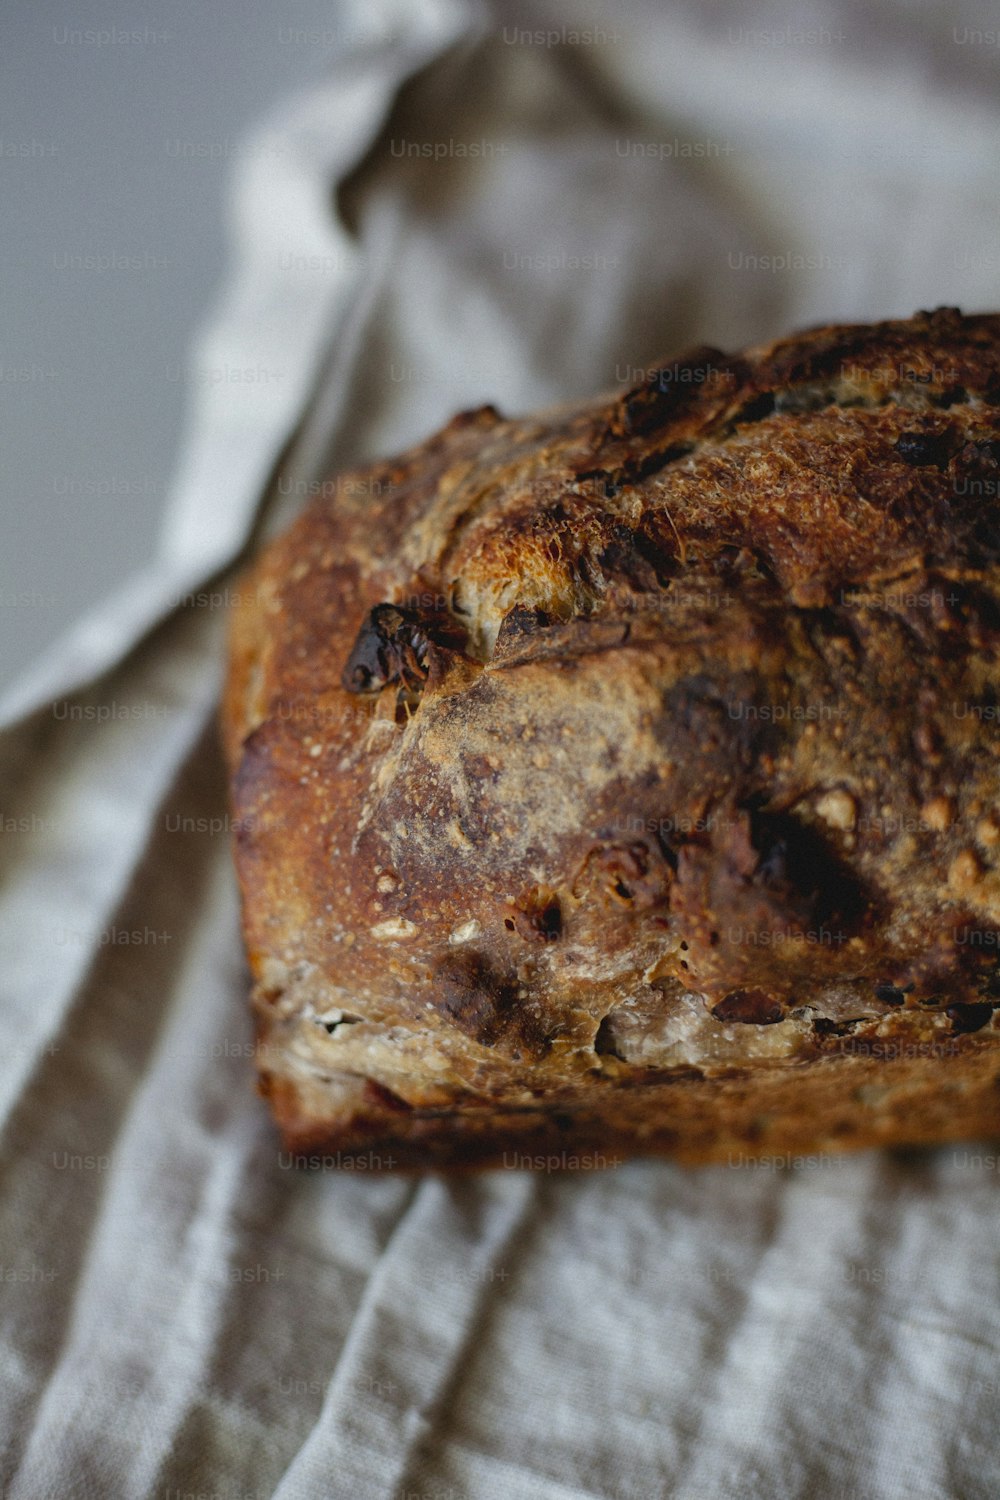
0, 0, 336, 693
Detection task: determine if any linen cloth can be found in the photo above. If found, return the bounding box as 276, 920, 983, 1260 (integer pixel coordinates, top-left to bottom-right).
2, 1, 1000, 1495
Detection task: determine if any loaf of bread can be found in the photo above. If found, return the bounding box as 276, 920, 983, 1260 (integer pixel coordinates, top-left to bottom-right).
223, 307, 1000, 1167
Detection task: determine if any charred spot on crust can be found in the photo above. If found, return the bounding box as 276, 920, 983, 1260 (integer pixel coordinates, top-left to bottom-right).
575, 438, 692, 498
432, 950, 546, 1055
894, 429, 954, 469
613, 346, 730, 438
946, 1002, 994, 1034
576, 442, 694, 499
764, 330, 876, 389
875, 982, 910, 1009
621, 442, 695, 487
874, 982, 910, 1006
931, 384, 968, 410
342, 603, 431, 694
711, 988, 785, 1025
597, 516, 682, 596
731, 390, 777, 426
341, 600, 471, 715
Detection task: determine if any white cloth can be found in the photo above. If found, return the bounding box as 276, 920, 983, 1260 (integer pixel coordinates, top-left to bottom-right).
3, 2, 1000, 1496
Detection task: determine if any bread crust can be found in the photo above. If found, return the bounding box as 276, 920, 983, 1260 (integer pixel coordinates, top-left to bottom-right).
223, 308, 1000, 1167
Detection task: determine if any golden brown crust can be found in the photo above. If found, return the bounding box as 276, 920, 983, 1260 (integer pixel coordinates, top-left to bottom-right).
223, 307, 1000, 1167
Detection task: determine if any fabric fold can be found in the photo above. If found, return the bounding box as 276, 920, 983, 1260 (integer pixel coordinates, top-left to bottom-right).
271, 1174, 538, 1499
